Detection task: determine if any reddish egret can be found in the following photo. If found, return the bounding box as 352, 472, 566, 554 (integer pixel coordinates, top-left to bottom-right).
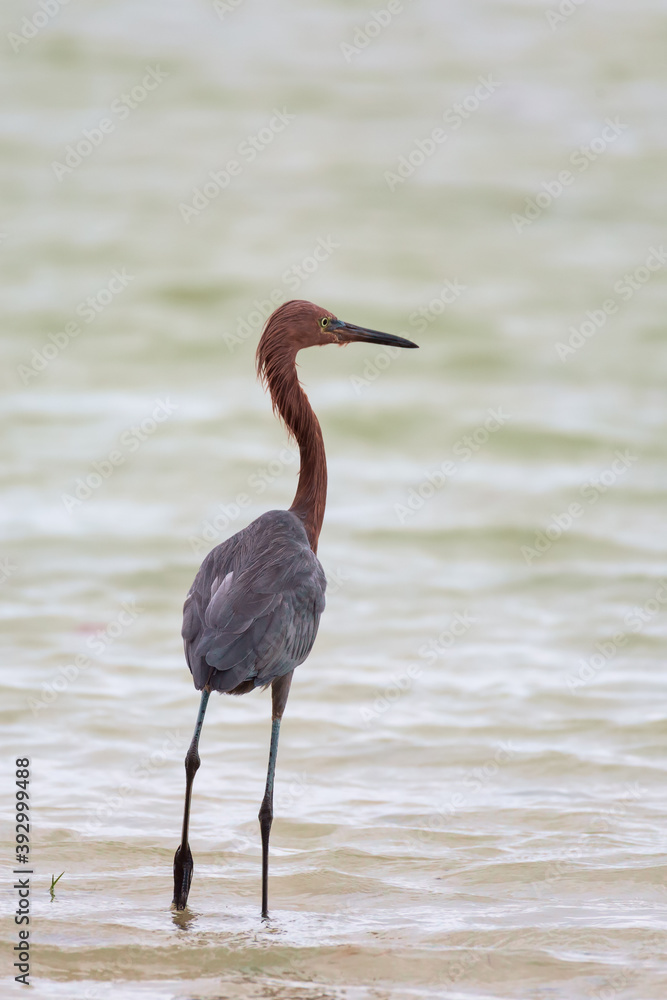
173, 299, 418, 916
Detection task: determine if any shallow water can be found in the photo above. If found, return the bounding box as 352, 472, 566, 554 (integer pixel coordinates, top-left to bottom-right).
2, 1, 667, 998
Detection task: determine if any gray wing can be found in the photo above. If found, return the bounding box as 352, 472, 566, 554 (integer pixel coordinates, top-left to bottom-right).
182, 510, 326, 693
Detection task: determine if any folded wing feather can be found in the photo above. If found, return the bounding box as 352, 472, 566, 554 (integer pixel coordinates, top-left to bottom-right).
181, 510, 326, 693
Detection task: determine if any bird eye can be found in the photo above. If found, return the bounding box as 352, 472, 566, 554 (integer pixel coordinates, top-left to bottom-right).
320, 317, 329, 328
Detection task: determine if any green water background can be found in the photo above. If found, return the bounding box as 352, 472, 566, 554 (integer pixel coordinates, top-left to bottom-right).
1, 1, 667, 997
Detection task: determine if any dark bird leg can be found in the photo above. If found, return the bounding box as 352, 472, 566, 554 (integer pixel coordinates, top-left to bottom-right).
259, 671, 293, 919
173, 689, 210, 910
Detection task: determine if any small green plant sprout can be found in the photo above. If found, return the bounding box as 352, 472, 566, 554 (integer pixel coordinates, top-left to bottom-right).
49, 872, 65, 899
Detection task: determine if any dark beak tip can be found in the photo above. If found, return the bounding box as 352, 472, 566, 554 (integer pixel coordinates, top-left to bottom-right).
390, 335, 420, 349
340, 322, 419, 351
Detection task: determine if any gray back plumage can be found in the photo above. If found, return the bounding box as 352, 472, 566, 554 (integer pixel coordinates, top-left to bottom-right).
182, 510, 327, 693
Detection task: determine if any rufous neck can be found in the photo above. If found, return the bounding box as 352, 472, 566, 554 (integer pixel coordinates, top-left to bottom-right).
267, 356, 327, 552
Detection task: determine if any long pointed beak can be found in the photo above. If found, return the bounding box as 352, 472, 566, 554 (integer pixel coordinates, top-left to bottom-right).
332, 320, 419, 349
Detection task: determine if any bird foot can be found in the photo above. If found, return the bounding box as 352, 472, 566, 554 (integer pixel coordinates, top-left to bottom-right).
172, 843, 194, 910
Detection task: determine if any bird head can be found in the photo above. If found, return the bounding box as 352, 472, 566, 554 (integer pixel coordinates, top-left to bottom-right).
257, 300, 419, 365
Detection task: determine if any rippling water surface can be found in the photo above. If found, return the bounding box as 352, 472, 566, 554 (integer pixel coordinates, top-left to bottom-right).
2, 1, 667, 997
